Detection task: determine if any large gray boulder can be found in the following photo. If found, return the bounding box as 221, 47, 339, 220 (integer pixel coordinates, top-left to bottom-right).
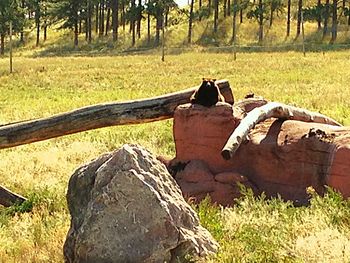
64, 144, 218, 263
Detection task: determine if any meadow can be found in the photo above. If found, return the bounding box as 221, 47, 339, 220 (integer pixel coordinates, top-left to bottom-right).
0, 50, 350, 262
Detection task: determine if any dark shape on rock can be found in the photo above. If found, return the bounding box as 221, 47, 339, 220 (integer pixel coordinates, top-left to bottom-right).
244, 92, 255, 99
190, 78, 225, 107
301, 128, 336, 143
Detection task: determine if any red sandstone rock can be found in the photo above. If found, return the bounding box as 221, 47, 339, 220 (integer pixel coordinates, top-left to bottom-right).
235, 97, 268, 113
210, 182, 238, 206
173, 102, 240, 174
175, 160, 214, 183
176, 180, 215, 203
214, 172, 248, 184
328, 144, 350, 197
172, 101, 350, 205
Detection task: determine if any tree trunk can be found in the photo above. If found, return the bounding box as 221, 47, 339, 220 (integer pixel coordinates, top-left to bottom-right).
105, 5, 111, 36
44, 22, 47, 42
323, 0, 330, 38
0, 185, 27, 207
131, 0, 136, 46
317, 0, 322, 30
223, 0, 227, 18
296, 0, 303, 38
165, 8, 169, 27
258, 0, 263, 43
100, 0, 105, 36
85, 14, 89, 41
74, 19, 79, 47
132, 20, 136, 46
208, 0, 212, 16
199, 0, 202, 21
36, 13, 40, 47
147, 3, 151, 44
188, 0, 195, 44
155, 9, 162, 46
286, 0, 291, 36
269, 2, 274, 27
122, 1, 126, 31
88, 1, 92, 43
348, 1, 350, 26
112, 0, 118, 42
79, 18, 82, 34
0, 80, 233, 150
95, 3, 99, 34
0, 33, 4, 55
330, 0, 338, 43
227, 0, 230, 16
214, 0, 219, 33
20, 0, 25, 43
221, 102, 341, 160
232, 0, 237, 42
137, 0, 142, 38
240, 8, 243, 23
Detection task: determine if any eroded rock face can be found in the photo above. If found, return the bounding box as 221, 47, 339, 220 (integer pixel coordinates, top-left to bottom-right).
172, 101, 350, 205
172, 159, 256, 206
64, 144, 218, 263
174, 102, 240, 174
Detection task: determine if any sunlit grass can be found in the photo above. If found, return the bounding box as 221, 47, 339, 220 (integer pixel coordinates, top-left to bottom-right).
201, 188, 350, 263
0, 50, 350, 262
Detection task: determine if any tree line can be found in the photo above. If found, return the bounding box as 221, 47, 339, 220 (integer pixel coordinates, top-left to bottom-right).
0, 0, 349, 55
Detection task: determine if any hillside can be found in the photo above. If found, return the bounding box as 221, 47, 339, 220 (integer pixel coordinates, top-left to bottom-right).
3, 13, 350, 58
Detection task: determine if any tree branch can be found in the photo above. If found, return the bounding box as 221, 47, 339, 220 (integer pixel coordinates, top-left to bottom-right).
221, 102, 342, 160
0, 80, 233, 150
0, 185, 26, 207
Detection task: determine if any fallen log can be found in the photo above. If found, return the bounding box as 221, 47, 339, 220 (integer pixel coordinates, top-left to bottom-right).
221, 102, 342, 160
0, 185, 26, 207
0, 80, 233, 150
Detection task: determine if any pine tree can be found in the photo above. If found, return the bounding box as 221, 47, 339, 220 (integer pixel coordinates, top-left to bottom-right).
0, 0, 25, 55
51, 0, 83, 47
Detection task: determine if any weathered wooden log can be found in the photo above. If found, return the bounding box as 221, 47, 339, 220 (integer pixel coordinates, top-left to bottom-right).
0, 80, 233, 150
221, 102, 342, 160
0, 185, 26, 207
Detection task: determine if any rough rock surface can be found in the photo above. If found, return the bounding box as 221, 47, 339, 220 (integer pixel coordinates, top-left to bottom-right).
173, 160, 257, 206
64, 144, 218, 263
174, 102, 240, 174
172, 101, 350, 205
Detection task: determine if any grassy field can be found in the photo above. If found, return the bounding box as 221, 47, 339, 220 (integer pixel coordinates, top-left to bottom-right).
0, 50, 350, 262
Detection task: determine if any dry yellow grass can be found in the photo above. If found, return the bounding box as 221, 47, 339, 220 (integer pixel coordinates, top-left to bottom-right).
0, 50, 350, 262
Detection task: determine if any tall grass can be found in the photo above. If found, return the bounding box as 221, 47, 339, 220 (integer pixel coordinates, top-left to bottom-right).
0, 51, 350, 262
200, 188, 350, 263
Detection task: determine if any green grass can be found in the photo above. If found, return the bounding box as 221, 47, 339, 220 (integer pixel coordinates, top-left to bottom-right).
200, 187, 350, 262
0, 50, 350, 262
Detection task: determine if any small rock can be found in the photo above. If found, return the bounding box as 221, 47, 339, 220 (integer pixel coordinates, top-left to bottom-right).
214, 172, 248, 184
175, 159, 214, 183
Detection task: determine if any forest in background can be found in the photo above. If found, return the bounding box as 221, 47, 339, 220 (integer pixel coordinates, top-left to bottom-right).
0, 0, 350, 55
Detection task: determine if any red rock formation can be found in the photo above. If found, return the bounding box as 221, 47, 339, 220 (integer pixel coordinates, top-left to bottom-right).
173, 103, 240, 174
173, 159, 256, 206
171, 101, 350, 206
